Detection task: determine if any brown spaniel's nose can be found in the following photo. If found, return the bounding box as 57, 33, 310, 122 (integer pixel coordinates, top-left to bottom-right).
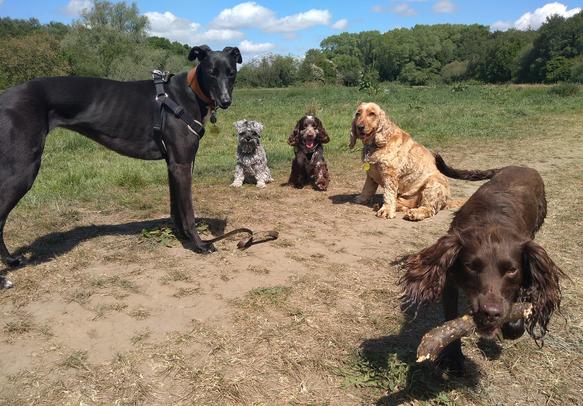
479, 302, 503, 322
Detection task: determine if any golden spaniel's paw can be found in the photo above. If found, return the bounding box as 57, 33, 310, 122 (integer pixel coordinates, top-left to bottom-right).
404, 207, 432, 221
376, 205, 396, 219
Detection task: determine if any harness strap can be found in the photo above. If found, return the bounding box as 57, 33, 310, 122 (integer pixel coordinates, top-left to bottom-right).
151, 70, 206, 161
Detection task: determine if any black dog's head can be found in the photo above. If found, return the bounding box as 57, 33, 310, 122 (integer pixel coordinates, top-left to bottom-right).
234, 119, 264, 155
189, 45, 242, 109
288, 115, 330, 152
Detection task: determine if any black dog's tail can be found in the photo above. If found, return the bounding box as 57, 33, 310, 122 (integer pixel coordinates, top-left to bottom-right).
434, 153, 500, 181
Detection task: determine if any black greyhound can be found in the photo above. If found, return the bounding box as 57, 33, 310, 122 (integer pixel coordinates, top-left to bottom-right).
0, 45, 241, 266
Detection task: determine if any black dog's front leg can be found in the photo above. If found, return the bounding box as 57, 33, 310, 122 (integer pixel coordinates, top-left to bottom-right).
167, 161, 215, 253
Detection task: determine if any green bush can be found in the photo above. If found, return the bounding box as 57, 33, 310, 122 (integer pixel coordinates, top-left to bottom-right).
549, 82, 580, 97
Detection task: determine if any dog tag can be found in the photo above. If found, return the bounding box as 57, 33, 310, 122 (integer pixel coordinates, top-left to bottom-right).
363, 162, 370, 171
210, 110, 217, 124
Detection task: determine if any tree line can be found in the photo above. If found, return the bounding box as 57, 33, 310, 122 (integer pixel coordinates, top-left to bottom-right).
239, 12, 583, 87
1, 0, 582, 90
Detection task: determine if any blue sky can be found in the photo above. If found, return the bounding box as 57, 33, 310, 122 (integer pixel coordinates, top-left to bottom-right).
1, 1, 581, 59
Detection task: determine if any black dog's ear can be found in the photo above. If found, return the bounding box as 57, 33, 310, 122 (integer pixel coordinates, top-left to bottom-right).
223, 46, 242, 64
315, 117, 330, 144
399, 233, 461, 309
522, 240, 565, 341
288, 119, 302, 146
188, 45, 212, 62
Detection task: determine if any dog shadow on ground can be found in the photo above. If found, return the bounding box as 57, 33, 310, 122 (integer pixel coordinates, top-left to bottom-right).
360, 303, 483, 405
329, 193, 384, 206
7, 217, 226, 270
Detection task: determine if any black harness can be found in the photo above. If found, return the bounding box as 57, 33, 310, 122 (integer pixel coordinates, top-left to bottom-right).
152, 70, 206, 161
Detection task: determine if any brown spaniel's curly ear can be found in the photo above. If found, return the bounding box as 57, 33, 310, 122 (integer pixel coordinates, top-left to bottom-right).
399, 233, 461, 309
522, 240, 565, 341
288, 119, 301, 146
373, 108, 391, 148
315, 117, 330, 144
349, 117, 357, 149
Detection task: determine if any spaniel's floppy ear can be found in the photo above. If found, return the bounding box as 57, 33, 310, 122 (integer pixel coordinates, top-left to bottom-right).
399, 233, 461, 309
288, 119, 302, 146
315, 117, 330, 144
521, 240, 565, 341
349, 116, 358, 149
373, 108, 391, 148
189, 45, 211, 62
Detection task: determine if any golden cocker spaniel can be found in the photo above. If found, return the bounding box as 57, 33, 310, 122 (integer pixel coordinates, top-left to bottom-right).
350, 102, 450, 221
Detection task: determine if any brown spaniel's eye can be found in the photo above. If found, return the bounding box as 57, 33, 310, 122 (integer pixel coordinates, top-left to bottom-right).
505, 266, 520, 277
368, 111, 376, 117
355, 111, 361, 117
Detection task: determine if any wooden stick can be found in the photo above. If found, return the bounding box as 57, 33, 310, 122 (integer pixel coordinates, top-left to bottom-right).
416, 303, 533, 363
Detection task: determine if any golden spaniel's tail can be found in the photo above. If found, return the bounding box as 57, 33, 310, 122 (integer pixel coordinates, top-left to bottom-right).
434, 153, 500, 181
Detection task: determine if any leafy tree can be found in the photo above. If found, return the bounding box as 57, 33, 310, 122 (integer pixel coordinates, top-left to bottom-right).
61, 0, 150, 78
0, 32, 71, 88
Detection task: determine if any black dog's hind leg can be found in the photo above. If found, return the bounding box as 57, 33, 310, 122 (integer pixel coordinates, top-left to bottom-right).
167, 162, 216, 253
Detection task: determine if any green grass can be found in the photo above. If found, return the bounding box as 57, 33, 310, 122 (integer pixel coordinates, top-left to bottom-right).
16, 83, 583, 211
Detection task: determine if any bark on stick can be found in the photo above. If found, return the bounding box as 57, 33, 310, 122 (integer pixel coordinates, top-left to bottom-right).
416, 303, 533, 363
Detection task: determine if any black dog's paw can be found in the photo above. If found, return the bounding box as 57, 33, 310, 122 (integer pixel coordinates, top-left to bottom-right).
195, 242, 216, 254
4, 255, 24, 268
436, 351, 465, 377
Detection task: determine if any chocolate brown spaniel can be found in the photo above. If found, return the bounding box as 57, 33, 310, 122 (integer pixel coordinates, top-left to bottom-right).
400, 160, 565, 375
287, 115, 330, 191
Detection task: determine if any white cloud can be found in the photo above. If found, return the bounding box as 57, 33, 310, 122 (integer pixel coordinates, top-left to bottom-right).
238, 40, 275, 54
393, 3, 418, 16
0, 0, 5, 5
514, 2, 581, 30
212, 2, 275, 29
490, 2, 581, 32
372, 5, 384, 13
331, 19, 348, 30
65, 0, 92, 16
145, 11, 243, 45
211, 2, 334, 32
433, 0, 455, 14
270, 9, 331, 32
490, 20, 513, 32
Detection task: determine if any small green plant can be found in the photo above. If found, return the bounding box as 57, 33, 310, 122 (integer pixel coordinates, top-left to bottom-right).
140, 226, 178, 247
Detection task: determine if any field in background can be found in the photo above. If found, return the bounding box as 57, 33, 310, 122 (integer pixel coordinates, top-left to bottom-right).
1, 84, 582, 405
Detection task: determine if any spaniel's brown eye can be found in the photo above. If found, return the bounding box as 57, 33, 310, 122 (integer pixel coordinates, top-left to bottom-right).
368, 112, 376, 117
505, 267, 519, 277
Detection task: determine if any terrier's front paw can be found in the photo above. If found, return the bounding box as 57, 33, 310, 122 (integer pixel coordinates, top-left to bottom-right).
257, 181, 266, 189
376, 205, 396, 219
230, 180, 243, 187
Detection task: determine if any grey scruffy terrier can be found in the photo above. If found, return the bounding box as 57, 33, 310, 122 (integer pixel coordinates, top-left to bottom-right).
231, 120, 273, 188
